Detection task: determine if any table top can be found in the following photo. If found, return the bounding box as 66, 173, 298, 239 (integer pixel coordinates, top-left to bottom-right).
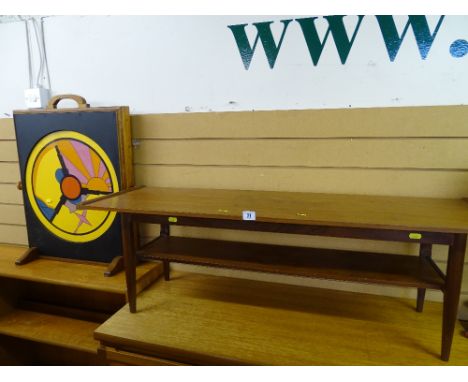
79, 186, 468, 233
94, 271, 468, 365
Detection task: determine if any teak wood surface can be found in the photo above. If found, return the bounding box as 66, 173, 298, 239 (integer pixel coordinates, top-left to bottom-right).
94, 271, 468, 366
0, 244, 161, 295
80, 186, 468, 233
81, 186, 468, 361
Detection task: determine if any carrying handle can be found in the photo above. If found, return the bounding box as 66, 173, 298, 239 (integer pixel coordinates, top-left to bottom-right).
47, 94, 90, 110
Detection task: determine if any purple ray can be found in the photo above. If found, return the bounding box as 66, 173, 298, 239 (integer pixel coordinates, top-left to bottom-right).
98, 160, 106, 178
62, 155, 88, 184
71, 140, 95, 178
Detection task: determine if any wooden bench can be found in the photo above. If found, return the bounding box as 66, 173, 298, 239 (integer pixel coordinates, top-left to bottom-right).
0, 244, 161, 365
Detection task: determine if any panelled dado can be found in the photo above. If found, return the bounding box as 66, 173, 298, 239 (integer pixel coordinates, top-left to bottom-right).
134, 139, 468, 169
131, 106, 468, 138
133, 166, 468, 198
15, 138, 468, 168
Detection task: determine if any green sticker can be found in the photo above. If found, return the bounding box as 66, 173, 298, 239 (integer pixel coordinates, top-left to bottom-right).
409, 233, 422, 240
168, 217, 178, 223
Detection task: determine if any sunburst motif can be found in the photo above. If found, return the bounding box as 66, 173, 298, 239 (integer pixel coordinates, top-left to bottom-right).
26, 131, 119, 243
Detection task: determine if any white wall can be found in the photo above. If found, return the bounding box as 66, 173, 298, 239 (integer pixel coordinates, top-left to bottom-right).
0, 15, 467, 115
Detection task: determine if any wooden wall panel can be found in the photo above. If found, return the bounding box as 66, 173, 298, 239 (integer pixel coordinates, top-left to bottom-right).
0, 185, 23, 205
0, 141, 18, 162
0, 205, 25, 225
134, 138, 468, 169
135, 166, 468, 198
0, 224, 27, 246
0, 163, 21, 183
0, 118, 15, 140
0, 118, 25, 246
132, 106, 468, 139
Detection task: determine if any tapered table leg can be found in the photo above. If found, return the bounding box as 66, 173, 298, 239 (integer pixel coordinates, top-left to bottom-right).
160, 224, 171, 281
416, 288, 426, 313
163, 260, 170, 281
122, 213, 138, 313
441, 234, 466, 361
417, 243, 432, 312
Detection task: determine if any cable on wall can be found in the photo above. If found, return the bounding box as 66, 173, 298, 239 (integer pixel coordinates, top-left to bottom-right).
31, 18, 45, 88
31, 17, 51, 89
19, 16, 52, 108
21, 16, 34, 88
40, 17, 52, 90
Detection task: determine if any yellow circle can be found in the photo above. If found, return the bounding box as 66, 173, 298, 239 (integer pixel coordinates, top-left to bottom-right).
25, 131, 119, 243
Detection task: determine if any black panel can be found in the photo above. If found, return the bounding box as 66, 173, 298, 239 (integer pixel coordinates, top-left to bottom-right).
13, 111, 123, 263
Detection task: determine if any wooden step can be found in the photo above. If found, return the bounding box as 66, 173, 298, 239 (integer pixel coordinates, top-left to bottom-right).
0, 244, 162, 294
94, 271, 468, 365
0, 308, 99, 353
141, 236, 445, 289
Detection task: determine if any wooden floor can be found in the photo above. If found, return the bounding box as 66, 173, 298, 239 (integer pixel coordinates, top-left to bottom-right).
95, 271, 468, 365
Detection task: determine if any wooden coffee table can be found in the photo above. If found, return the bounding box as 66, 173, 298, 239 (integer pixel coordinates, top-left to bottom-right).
80, 186, 468, 361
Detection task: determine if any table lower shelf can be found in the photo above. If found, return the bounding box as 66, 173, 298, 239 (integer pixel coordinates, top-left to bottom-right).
140, 236, 445, 290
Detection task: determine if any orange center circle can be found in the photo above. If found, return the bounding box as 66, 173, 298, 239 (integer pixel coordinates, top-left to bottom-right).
61, 176, 82, 200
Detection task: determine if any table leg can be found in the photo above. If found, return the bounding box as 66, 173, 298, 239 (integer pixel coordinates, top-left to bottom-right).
163, 260, 171, 281
161, 224, 171, 281
417, 243, 432, 312
122, 213, 138, 313
441, 233, 466, 361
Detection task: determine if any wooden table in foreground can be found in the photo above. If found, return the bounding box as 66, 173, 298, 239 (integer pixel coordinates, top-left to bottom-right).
80, 186, 468, 361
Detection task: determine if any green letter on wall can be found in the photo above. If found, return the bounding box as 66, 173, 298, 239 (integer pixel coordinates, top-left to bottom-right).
296, 15, 364, 65
228, 19, 293, 70
376, 16, 445, 61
